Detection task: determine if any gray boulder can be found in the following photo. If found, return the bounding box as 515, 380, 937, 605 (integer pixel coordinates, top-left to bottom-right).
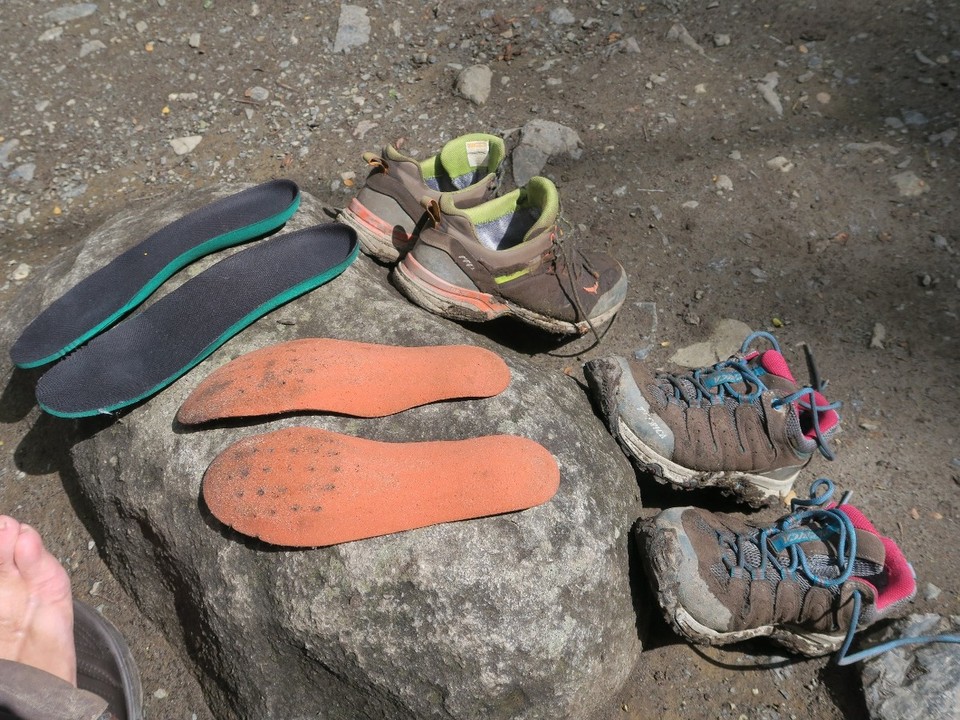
3, 188, 643, 720
861, 614, 960, 720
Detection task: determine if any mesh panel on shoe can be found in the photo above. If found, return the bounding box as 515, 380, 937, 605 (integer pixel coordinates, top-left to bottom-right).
475, 206, 542, 250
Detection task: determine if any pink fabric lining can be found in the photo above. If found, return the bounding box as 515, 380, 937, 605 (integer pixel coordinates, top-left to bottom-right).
839, 506, 916, 609
760, 350, 796, 383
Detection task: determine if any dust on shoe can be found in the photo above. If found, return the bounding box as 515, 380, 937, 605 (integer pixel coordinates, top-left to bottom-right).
638, 477, 960, 665
339, 133, 505, 263
583, 330, 841, 506
392, 175, 628, 336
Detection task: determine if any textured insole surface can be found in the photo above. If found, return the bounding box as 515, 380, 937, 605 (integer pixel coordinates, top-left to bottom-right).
36, 223, 358, 418
12, 179, 300, 368
203, 427, 560, 547
178, 338, 511, 422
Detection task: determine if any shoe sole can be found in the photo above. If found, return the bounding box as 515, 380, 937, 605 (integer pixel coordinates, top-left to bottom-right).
338, 199, 415, 263
584, 357, 798, 507
638, 527, 844, 657
203, 428, 560, 546
393, 252, 623, 336
177, 338, 511, 423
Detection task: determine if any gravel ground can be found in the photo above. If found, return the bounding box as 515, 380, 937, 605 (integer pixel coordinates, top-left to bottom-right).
2, 1, 958, 719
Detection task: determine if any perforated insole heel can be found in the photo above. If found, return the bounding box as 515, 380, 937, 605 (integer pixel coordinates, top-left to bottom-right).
202, 427, 560, 547
177, 339, 511, 423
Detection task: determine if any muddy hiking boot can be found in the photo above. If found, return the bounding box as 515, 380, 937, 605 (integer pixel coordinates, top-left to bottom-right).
339, 133, 506, 262
583, 331, 841, 506
392, 175, 628, 336
638, 478, 924, 664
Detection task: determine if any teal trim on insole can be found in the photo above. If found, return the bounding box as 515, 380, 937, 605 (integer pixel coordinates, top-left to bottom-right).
38, 241, 358, 419
16, 194, 301, 369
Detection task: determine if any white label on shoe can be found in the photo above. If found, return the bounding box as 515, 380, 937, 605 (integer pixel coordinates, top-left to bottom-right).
465, 140, 490, 168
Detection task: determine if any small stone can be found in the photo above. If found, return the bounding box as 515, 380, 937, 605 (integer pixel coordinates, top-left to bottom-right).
713, 33, 731, 47
44, 3, 98, 23
456, 65, 493, 106
714, 174, 733, 191
169, 136, 202, 155
39, 27, 64, 42
816, 92, 831, 104
188, 32, 201, 48
924, 583, 942, 601
89, 580, 102, 596
757, 72, 783, 116
245, 86, 269, 102
549, 7, 576, 25
9, 164, 36, 182
766, 156, 794, 172
869, 322, 886, 349
859, 421, 880, 431
153, 688, 169, 700
902, 109, 929, 126
667, 24, 705, 55
10, 263, 31, 281
333, 4, 371, 53
890, 170, 928, 197
79, 40, 106, 57
681, 200, 699, 209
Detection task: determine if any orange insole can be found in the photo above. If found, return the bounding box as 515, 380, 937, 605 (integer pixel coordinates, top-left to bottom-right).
177, 338, 510, 423
202, 427, 560, 547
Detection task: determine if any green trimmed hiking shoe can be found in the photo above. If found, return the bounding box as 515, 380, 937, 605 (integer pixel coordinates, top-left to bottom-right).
339, 133, 505, 262
392, 176, 628, 335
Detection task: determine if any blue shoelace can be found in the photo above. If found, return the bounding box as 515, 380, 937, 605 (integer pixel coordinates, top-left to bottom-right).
723, 477, 960, 666
661, 331, 842, 460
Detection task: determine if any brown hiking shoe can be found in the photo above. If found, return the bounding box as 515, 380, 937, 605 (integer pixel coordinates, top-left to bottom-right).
392, 176, 628, 335
639, 478, 918, 660
339, 133, 505, 262
583, 331, 841, 506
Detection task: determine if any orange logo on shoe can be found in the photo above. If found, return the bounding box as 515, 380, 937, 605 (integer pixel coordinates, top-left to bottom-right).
582, 280, 599, 294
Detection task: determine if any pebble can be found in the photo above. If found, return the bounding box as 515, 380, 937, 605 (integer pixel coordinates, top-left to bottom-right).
667, 24, 705, 55
10, 263, 31, 281
924, 583, 942, 600
512, 119, 582, 186
153, 688, 169, 700
756, 72, 783, 116
766, 156, 794, 172
79, 40, 106, 57
713, 33, 731, 47
39, 27, 64, 42
670, 318, 752, 368
9, 163, 35, 182
188, 32, 201, 48
245, 86, 269, 102
714, 174, 733, 191
44, 3, 98, 23
169, 136, 202, 155
456, 65, 492, 106
869, 322, 886, 349
333, 4, 371, 53
549, 8, 576, 25
890, 170, 928, 197
902, 110, 929, 126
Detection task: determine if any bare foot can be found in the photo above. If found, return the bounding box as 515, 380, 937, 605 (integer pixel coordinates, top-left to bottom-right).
0, 515, 77, 685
